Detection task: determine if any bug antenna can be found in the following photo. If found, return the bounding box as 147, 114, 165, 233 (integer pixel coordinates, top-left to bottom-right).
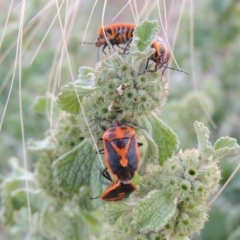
80, 41, 95, 44
165, 66, 190, 75
90, 195, 100, 200
97, 47, 100, 60
121, 121, 145, 130
88, 117, 112, 124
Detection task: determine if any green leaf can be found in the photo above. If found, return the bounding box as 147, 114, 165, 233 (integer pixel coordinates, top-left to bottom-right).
11, 188, 31, 211
213, 148, 239, 161
131, 20, 159, 53
132, 190, 177, 234
89, 159, 106, 208
32, 95, 59, 116
139, 129, 158, 174
32, 96, 49, 113
101, 202, 134, 224
214, 137, 240, 150
71, 186, 96, 212
194, 121, 214, 159
213, 137, 240, 160
11, 189, 47, 212
53, 139, 97, 195
144, 113, 179, 165
137, 116, 158, 173
57, 67, 96, 114
0, 177, 29, 225
130, 20, 159, 64
57, 84, 85, 114
76, 66, 96, 87
41, 207, 85, 240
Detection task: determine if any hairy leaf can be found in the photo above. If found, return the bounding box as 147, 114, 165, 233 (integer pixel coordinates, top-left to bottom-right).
57, 67, 96, 114
130, 20, 159, 63
53, 139, 96, 195
214, 137, 239, 150
213, 137, 240, 160
89, 158, 106, 209
32, 95, 59, 117
0, 177, 29, 225
11, 188, 47, 212
41, 207, 84, 240
194, 121, 214, 159
131, 20, 159, 53
132, 190, 177, 234
101, 201, 133, 224
137, 117, 158, 173
148, 113, 179, 165
76, 66, 96, 86
32, 96, 49, 113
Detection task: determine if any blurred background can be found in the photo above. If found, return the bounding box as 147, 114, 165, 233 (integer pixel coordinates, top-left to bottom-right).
0, 0, 240, 239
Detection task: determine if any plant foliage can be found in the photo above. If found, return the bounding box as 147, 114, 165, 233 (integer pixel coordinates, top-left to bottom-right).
0, 20, 239, 240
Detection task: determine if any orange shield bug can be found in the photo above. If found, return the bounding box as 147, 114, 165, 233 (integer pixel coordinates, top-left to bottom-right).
90, 168, 136, 201
95, 23, 135, 54
101, 180, 136, 201
150, 37, 172, 71
100, 120, 141, 184
141, 37, 189, 75
141, 37, 172, 75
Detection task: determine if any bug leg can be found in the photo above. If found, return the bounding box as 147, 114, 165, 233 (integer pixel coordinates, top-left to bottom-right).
138, 58, 150, 76
117, 44, 130, 54
90, 167, 111, 199
97, 118, 107, 131
102, 168, 113, 181
102, 43, 108, 55
102, 33, 121, 53
88, 118, 107, 131
99, 167, 112, 185
111, 32, 132, 54
97, 148, 104, 154
161, 63, 168, 75
161, 65, 190, 75
122, 38, 132, 54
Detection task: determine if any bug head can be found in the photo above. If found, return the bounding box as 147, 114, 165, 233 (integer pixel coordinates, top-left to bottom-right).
95, 34, 106, 47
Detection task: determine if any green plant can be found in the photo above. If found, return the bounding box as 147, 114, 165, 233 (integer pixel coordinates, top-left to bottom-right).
0, 20, 239, 240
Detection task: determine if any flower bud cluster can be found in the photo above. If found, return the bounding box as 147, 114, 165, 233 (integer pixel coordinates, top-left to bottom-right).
54, 112, 84, 157
138, 148, 221, 238
81, 53, 168, 138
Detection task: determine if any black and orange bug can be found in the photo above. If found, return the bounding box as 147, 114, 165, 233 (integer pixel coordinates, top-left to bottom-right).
91, 168, 136, 201
150, 37, 172, 71
100, 120, 141, 184
141, 37, 172, 75
95, 23, 136, 54
100, 180, 136, 201
142, 37, 189, 75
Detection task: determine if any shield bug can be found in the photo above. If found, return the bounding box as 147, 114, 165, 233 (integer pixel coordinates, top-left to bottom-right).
95, 23, 135, 54
91, 168, 136, 201
101, 180, 136, 201
100, 120, 141, 184
150, 37, 172, 71
140, 37, 189, 75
